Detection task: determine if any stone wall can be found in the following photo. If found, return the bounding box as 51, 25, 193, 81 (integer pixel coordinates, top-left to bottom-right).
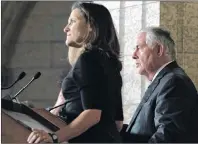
1, 2, 73, 108
160, 1, 198, 89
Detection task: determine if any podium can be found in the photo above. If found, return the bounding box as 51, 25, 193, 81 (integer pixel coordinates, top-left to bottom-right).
1, 99, 67, 143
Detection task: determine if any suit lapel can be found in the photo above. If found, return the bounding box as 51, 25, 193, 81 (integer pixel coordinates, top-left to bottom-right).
126, 61, 179, 132
126, 78, 160, 132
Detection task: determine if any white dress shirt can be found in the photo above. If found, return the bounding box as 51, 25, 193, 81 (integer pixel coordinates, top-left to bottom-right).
150, 61, 174, 84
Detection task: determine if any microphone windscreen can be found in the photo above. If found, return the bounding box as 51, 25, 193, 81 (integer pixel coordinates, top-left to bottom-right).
17, 72, 26, 80
34, 72, 41, 79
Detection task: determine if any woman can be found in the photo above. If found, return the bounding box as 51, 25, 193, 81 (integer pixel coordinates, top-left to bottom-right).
27, 2, 123, 143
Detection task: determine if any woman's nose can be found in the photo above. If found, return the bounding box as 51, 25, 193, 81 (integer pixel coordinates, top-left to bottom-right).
63, 25, 69, 33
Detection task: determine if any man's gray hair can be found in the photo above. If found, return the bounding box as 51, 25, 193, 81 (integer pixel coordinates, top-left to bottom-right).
140, 27, 176, 60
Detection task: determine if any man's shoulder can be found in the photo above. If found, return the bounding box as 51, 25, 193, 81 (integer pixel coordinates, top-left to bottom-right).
162, 66, 190, 83
158, 66, 197, 93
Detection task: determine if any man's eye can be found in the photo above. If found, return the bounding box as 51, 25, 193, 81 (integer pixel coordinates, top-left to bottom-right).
133, 46, 137, 50
135, 46, 140, 50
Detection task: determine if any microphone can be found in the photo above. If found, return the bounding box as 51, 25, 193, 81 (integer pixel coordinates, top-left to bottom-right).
1, 72, 26, 90
48, 102, 67, 112
11, 72, 41, 101
48, 96, 79, 112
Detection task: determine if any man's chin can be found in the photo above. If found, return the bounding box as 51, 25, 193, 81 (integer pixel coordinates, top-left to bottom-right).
137, 69, 144, 75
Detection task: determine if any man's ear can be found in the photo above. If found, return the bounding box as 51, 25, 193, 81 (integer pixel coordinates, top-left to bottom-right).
156, 43, 164, 57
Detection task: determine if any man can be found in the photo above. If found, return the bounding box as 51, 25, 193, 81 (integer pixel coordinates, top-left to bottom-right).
123, 27, 198, 143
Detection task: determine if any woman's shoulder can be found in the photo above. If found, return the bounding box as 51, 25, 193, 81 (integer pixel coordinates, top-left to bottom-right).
75, 45, 122, 71
78, 46, 105, 61
73, 47, 100, 69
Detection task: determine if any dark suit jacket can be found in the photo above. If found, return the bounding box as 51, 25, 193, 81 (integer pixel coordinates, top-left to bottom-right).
124, 61, 198, 143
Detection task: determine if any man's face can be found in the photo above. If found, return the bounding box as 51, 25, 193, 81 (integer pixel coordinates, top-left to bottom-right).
63, 8, 91, 48
132, 32, 158, 78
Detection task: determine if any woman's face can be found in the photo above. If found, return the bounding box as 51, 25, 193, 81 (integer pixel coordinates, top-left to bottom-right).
64, 8, 91, 48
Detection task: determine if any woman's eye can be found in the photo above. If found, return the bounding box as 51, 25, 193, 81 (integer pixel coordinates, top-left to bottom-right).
69, 20, 75, 24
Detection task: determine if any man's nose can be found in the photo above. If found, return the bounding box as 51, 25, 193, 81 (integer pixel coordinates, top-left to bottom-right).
132, 49, 138, 59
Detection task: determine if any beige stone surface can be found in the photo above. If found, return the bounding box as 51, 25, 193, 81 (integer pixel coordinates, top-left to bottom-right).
184, 68, 198, 89
183, 26, 198, 52
160, 2, 178, 26
176, 53, 184, 67
183, 2, 198, 27
160, 1, 198, 89
184, 53, 198, 69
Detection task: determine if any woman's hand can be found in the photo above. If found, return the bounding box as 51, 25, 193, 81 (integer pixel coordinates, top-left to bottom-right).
50, 89, 66, 116
115, 121, 123, 132
27, 128, 53, 143
50, 109, 60, 116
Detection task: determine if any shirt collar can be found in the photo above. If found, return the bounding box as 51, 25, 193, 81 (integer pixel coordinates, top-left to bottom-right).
151, 60, 174, 83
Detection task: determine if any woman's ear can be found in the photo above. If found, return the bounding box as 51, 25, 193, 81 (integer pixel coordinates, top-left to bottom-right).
88, 24, 92, 32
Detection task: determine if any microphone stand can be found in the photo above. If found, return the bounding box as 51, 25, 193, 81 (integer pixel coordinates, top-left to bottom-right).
48, 96, 79, 112
1, 72, 26, 90
11, 72, 41, 102
1, 81, 18, 90
11, 78, 35, 101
